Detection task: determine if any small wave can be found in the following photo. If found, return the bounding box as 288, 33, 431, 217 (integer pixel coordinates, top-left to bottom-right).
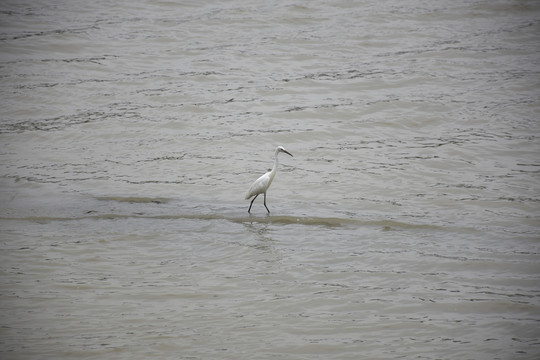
1, 211, 455, 231
95, 196, 170, 204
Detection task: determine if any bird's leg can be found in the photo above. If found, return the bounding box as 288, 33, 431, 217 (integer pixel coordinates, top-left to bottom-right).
263, 193, 270, 213
248, 194, 258, 213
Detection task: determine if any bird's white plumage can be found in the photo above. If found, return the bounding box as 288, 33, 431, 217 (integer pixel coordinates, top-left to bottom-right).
245, 171, 273, 200
245, 146, 293, 213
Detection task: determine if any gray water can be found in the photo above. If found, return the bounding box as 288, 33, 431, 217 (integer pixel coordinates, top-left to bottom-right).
1, 0, 539, 359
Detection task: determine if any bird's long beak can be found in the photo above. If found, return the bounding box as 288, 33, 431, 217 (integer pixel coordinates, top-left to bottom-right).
283, 149, 293, 157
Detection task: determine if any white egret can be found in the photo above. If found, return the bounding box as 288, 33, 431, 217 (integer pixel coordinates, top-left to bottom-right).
245, 146, 293, 213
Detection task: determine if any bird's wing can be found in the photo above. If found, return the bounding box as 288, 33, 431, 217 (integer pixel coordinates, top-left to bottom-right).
245, 172, 270, 199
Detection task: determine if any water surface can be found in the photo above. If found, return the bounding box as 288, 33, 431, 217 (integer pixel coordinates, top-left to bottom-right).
1, 0, 539, 359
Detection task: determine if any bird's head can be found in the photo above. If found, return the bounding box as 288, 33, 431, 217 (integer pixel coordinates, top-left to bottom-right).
277, 146, 293, 157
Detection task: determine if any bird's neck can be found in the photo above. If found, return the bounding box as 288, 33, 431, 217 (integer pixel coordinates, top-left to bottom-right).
269, 150, 280, 179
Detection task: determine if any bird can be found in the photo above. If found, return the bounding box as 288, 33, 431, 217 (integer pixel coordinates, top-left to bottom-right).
245, 146, 293, 213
